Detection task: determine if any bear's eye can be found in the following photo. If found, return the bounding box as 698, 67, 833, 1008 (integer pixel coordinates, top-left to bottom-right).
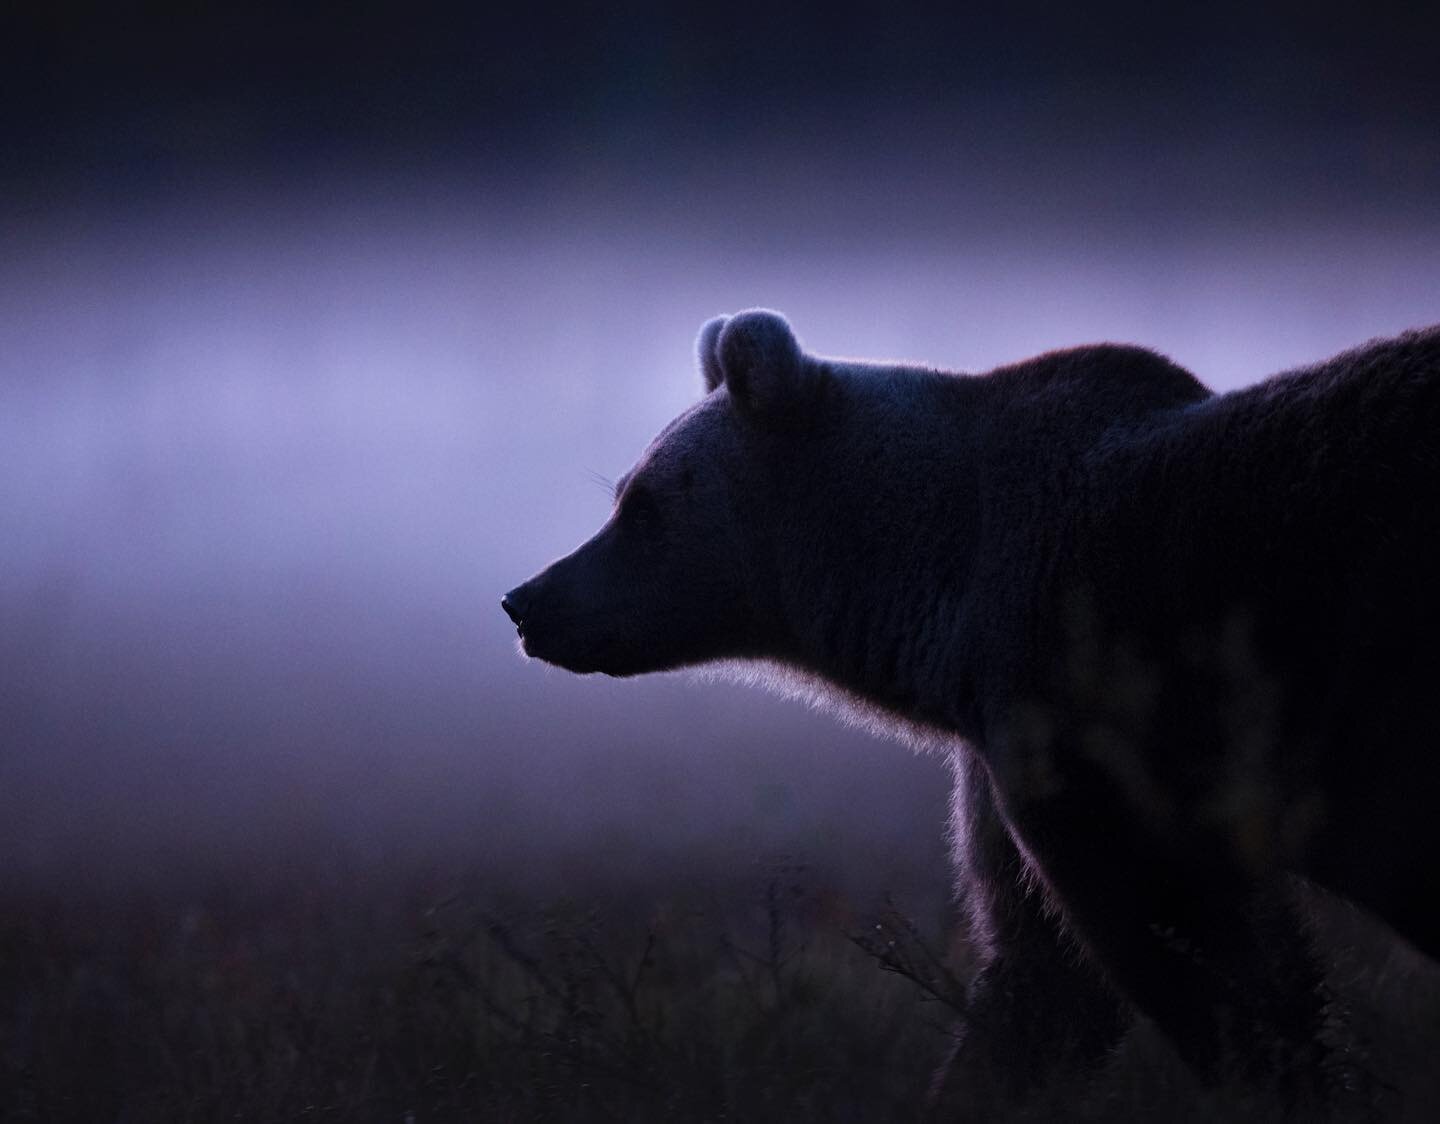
621, 487, 661, 533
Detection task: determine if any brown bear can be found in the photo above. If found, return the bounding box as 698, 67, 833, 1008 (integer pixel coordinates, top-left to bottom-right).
504, 311, 1440, 1104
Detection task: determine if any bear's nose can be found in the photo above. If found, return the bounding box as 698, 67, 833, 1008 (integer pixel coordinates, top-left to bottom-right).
501, 588, 527, 627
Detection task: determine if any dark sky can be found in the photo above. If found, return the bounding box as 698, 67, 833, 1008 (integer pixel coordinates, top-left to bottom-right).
6, 1, 1439, 191
2, 2, 1437, 897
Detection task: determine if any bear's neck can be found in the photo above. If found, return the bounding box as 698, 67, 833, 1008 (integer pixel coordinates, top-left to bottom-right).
769, 364, 990, 741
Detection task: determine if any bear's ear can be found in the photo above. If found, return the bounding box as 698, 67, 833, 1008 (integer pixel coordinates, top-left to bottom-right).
714, 309, 813, 420
697, 315, 728, 393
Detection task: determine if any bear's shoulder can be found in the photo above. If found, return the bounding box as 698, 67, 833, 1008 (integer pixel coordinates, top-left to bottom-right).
985, 343, 1212, 428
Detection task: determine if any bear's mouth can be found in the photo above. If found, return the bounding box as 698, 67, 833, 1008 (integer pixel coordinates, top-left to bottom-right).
501, 591, 529, 642
514, 619, 561, 665
514, 620, 616, 676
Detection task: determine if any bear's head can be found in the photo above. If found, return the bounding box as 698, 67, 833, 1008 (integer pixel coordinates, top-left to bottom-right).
502, 309, 824, 677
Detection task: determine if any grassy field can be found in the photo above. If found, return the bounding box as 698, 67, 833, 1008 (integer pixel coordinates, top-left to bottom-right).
0, 855, 952, 1122
2, 853, 1437, 1122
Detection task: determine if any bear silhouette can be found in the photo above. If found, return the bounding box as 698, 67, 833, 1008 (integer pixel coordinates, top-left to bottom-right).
504, 311, 1440, 1105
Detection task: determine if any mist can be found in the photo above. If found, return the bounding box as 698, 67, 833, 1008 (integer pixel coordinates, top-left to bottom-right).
4, 107, 1440, 897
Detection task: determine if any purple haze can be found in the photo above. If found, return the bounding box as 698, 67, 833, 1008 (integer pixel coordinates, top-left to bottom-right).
3, 126, 1438, 896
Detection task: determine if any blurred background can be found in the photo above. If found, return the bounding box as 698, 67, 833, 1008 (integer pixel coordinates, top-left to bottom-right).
2, 2, 1439, 1117
5, 0, 1438, 895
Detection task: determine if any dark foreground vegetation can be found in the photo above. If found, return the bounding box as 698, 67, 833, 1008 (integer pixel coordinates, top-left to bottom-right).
1, 853, 1437, 1123
0, 855, 948, 1123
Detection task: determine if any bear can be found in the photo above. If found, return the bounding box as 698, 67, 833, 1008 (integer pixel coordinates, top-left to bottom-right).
502, 310, 1440, 1107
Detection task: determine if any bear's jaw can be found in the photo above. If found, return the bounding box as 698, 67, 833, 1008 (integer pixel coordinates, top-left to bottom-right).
513, 606, 737, 679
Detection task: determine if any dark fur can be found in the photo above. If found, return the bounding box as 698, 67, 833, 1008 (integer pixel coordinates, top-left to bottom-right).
505, 313, 1440, 1105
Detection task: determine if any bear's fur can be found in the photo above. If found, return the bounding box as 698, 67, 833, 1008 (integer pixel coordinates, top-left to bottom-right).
503, 311, 1440, 1103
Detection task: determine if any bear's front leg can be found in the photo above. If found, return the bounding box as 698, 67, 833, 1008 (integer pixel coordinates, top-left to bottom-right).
926, 753, 1128, 1117
1006, 773, 1334, 1107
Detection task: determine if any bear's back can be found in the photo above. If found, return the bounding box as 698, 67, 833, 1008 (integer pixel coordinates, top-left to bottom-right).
1055, 327, 1440, 883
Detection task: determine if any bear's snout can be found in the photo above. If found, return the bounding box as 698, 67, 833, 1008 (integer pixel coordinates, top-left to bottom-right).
502, 568, 603, 672
500, 585, 531, 633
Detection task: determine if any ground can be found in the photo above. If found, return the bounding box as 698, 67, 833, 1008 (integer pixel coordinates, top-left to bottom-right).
4, 848, 1437, 1122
